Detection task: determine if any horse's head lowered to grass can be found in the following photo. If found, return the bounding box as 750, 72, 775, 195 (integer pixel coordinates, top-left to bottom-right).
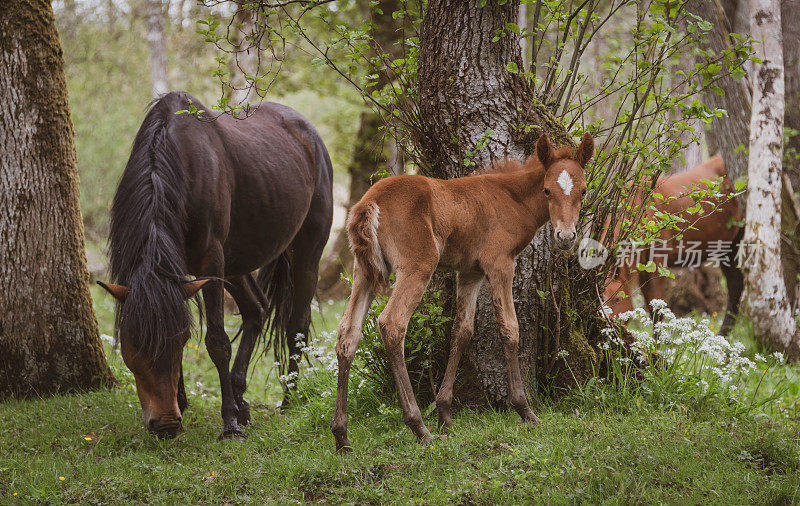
538, 132, 593, 250
98, 279, 208, 438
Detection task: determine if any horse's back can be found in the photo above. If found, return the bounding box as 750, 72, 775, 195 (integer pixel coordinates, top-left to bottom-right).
156, 93, 333, 275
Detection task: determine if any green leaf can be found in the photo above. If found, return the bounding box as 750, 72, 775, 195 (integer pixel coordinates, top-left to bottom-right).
506, 61, 519, 74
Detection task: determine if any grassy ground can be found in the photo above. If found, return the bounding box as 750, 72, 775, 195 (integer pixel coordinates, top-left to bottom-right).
2, 288, 800, 504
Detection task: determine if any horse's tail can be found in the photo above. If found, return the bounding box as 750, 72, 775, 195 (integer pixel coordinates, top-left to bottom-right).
110, 92, 191, 356
347, 200, 388, 295
256, 252, 294, 373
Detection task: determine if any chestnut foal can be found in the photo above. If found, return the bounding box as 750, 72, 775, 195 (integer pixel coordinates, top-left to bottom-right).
331, 133, 594, 451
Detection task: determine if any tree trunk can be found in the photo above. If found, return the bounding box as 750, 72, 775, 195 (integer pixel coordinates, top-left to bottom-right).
146, 0, 169, 98
687, 0, 751, 187
417, 0, 595, 407
742, 0, 800, 359
317, 0, 403, 300
780, 0, 800, 311
317, 111, 386, 300
0, 0, 114, 397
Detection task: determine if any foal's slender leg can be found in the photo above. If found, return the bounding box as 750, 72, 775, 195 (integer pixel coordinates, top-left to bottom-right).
202, 248, 244, 438
380, 268, 436, 443
436, 272, 483, 431
485, 261, 539, 425
331, 268, 374, 452
228, 274, 266, 426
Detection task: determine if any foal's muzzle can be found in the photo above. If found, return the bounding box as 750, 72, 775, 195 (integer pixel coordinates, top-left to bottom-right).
554, 229, 577, 250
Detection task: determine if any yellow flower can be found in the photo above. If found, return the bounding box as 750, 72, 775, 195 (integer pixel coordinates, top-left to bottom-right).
84, 437, 92, 441
59, 477, 65, 481
13, 493, 17, 496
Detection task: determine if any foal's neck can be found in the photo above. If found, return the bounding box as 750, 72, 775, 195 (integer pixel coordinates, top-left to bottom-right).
499, 165, 550, 230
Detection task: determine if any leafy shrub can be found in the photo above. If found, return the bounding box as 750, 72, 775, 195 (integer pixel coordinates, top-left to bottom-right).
567, 300, 794, 419
354, 285, 451, 407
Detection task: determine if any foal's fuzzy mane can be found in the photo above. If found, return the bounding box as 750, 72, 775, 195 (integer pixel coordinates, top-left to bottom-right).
472, 146, 575, 176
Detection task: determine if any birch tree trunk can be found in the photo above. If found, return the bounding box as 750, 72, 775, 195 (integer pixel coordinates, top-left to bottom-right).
0, 0, 114, 397
146, 0, 169, 98
417, 0, 598, 406
742, 0, 800, 359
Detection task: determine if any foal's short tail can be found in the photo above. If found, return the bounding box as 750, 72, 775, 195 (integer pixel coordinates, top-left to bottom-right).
347, 201, 388, 295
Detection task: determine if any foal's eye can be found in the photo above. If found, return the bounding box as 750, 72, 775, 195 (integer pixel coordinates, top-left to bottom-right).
544, 188, 551, 197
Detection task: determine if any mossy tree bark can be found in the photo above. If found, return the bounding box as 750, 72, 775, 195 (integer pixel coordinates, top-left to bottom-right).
0, 0, 114, 397
416, 0, 601, 406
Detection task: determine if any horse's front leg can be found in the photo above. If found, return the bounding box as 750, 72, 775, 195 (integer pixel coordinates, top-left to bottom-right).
202, 253, 244, 439
228, 274, 266, 426
485, 259, 540, 426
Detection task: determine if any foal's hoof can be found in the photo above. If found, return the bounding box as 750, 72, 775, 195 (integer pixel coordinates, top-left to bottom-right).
522, 414, 541, 430
420, 433, 436, 445
334, 437, 353, 454
336, 443, 354, 454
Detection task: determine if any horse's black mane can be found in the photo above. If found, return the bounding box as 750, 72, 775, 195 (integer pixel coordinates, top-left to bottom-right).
109, 92, 195, 356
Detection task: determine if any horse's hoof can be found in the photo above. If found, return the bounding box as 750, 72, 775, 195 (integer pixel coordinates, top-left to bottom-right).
219, 429, 246, 441
237, 404, 251, 426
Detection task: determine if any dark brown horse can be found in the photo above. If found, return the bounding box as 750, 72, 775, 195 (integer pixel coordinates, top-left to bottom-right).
332, 133, 593, 451
98, 92, 333, 439
604, 155, 743, 334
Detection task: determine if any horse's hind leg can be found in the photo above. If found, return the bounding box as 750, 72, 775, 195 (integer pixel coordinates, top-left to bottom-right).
436, 272, 483, 432
720, 263, 743, 336
380, 267, 436, 444
228, 274, 267, 426
282, 211, 331, 406
331, 266, 374, 452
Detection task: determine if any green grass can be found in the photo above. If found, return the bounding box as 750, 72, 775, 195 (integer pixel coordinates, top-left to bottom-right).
2, 388, 799, 503
1, 286, 800, 503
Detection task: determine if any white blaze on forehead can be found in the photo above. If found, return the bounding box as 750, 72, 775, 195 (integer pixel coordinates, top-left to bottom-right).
557, 170, 574, 196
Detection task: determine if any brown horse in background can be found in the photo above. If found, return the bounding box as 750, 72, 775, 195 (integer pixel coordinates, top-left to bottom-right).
604, 155, 743, 335
98, 92, 333, 439
331, 133, 594, 452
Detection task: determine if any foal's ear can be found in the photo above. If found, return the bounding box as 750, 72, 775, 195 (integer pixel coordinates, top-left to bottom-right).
575, 132, 595, 167
97, 281, 129, 302
536, 133, 555, 166
184, 279, 211, 299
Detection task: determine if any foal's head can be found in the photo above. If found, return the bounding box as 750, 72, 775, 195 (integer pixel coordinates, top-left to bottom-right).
98, 279, 208, 438
538, 132, 594, 250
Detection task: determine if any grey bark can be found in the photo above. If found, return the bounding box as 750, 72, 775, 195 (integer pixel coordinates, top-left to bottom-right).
0, 0, 114, 397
